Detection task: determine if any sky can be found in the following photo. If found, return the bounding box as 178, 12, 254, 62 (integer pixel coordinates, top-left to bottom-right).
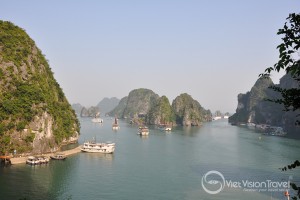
1, 0, 299, 113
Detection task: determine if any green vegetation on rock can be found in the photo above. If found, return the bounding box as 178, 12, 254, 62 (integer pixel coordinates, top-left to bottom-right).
0, 21, 79, 154
172, 93, 211, 126
146, 95, 175, 125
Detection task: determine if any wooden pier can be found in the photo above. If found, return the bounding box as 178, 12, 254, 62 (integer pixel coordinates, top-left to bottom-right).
10, 145, 82, 165
0, 155, 11, 165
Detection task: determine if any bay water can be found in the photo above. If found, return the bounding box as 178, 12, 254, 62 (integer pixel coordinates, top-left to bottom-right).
1, 118, 299, 200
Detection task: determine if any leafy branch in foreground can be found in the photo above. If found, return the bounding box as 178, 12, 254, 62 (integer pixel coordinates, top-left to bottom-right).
279, 160, 300, 200
259, 13, 300, 113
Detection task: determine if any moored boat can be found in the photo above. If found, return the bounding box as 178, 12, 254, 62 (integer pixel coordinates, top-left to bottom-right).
138, 126, 149, 136
50, 153, 66, 160
158, 124, 172, 131
37, 156, 50, 164
26, 156, 40, 165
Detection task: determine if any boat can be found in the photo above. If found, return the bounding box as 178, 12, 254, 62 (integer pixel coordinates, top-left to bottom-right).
37, 156, 50, 164
112, 117, 120, 130
26, 156, 40, 165
92, 117, 103, 123
50, 153, 66, 160
158, 124, 172, 131
138, 126, 149, 136
81, 139, 115, 153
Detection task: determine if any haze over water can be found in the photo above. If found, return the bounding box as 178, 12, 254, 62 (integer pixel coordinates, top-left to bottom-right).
1, 118, 299, 200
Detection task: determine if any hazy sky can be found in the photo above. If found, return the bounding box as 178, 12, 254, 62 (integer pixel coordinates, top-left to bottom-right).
1, 1, 299, 113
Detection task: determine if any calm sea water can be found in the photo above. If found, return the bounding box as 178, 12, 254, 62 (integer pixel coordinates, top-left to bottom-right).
1, 118, 299, 200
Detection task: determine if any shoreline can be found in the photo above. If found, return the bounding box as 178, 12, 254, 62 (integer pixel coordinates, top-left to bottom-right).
10, 145, 82, 165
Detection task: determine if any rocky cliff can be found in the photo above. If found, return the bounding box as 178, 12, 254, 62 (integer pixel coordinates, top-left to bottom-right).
80, 106, 100, 117
229, 74, 300, 136
96, 97, 120, 115
71, 103, 84, 115
0, 21, 80, 155
172, 93, 211, 126
109, 89, 211, 126
108, 88, 159, 120
108, 96, 128, 118
146, 95, 175, 125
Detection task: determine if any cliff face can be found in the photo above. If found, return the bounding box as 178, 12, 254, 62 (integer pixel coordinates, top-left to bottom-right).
146, 96, 175, 125
80, 106, 100, 117
71, 103, 84, 115
124, 88, 159, 118
0, 21, 79, 155
229, 74, 300, 136
229, 77, 278, 124
108, 96, 128, 117
109, 89, 211, 126
96, 97, 120, 115
172, 93, 211, 126
109, 88, 159, 119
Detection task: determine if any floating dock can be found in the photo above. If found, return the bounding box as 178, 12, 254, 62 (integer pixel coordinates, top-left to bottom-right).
10, 145, 82, 165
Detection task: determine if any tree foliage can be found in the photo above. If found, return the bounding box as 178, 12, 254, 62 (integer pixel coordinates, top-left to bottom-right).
260, 13, 300, 200
260, 13, 300, 112
0, 21, 80, 154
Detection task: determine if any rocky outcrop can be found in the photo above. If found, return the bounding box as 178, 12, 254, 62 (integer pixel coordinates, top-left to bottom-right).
229, 77, 278, 124
80, 106, 100, 117
108, 88, 159, 120
0, 21, 79, 155
123, 88, 159, 118
96, 97, 120, 115
72, 103, 84, 115
172, 93, 211, 126
146, 96, 175, 125
109, 89, 211, 126
229, 74, 300, 136
108, 96, 128, 118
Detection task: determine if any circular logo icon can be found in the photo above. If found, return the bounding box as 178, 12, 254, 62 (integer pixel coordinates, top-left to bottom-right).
201, 170, 225, 194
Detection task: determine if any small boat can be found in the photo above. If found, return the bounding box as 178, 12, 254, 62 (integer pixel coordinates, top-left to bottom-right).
138, 126, 149, 136
92, 117, 103, 123
158, 124, 172, 131
81, 138, 115, 153
50, 153, 66, 160
112, 117, 120, 130
36, 156, 50, 164
26, 156, 40, 165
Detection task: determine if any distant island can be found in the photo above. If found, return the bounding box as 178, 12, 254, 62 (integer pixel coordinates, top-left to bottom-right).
72, 97, 120, 117
0, 21, 80, 155
108, 88, 212, 126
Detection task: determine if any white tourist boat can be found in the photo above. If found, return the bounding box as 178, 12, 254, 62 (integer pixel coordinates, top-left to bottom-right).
81, 139, 115, 153
138, 126, 149, 136
92, 117, 103, 123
